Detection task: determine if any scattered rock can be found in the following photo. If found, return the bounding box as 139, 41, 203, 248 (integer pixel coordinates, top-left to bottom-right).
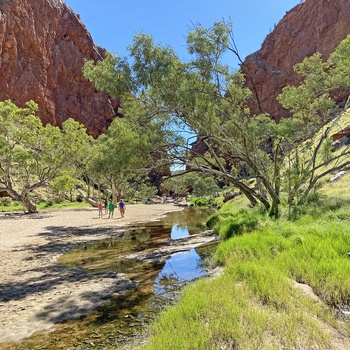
125, 231, 219, 263
330, 171, 348, 182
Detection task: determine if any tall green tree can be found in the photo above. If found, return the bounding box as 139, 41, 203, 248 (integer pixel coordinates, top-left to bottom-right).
127, 23, 282, 215
277, 35, 350, 208
130, 27, 350, 217
84, 54, 178, 203
50, 171, 80, 202
85, 97, 171, 203
86, 118, 148, 203
0, 100, 93, 212
83, 23, 350, 218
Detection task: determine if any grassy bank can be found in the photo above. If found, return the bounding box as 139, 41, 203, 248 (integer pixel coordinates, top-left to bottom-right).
134, 177, 350, 349
0, 199, 90, 212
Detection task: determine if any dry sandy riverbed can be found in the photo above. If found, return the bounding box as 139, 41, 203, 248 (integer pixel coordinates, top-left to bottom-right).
0, 204, 183, 343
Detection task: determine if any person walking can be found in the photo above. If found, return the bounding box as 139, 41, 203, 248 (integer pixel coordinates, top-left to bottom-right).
104, 198, 108, 215
98, 202, 103, 218
118, 199, 126, 218
108, 201, 115, 218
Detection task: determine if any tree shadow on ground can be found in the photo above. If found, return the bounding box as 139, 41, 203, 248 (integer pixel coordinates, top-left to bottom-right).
0, 217, 183, 330
0, 224, 128, 304
33, 278, 137, 325
0, 265, 119, 301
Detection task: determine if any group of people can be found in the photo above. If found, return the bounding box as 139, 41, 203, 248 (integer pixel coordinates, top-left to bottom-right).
98, 199, 126, 218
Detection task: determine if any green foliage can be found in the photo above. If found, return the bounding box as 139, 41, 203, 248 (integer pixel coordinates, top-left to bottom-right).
35, 200, 89, 210
328, 34, 350, 89
50, 171, 80, 200
0, 201, 23, 212
125, 183, 158, 201
278, 53, 333, 126
0, 100, 92, 212
165, 172, 220, 200
208, 198, 263, 239
129, 33, 179, 90
189, 197, 211, 207
215, 197, 350, 308
0, 197, 12, 206
140, 26, 350, 216
142, 271, 329, 350
193, 176, 219, 197
142, 194, 350, 349
6, 22, 350, 350
83, 53, 135, 98
216, 209, 260, 239
83, 22, 350, 221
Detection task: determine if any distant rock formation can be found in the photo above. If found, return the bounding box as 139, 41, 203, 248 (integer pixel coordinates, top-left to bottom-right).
0, 0, 118, 137
243, 0, 350, 120
1, 0, 349, 138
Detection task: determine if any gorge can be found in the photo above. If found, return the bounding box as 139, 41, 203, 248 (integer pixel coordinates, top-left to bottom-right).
0, 0, 350, 135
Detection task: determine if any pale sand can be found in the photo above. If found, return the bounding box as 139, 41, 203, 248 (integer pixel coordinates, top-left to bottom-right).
0, 204, 183, 344
2, 205, 349, 350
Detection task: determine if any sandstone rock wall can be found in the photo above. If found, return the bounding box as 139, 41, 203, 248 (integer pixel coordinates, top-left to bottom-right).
243, 0, 350, 120
1, 0, 349, 136
0, 0, 117, 136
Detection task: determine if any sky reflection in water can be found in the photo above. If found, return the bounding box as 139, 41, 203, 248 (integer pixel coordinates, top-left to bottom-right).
170, 224, 190, 239
154, 223, 207, 296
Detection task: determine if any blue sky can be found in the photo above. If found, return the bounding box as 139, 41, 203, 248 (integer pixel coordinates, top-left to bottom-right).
65, 0, 300, 68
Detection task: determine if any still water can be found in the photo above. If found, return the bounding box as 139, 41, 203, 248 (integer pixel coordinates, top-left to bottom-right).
61, 206, 217, 348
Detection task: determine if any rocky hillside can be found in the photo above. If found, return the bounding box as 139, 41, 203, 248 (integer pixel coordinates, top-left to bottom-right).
0, 0, 349, 137
243, 0, 350, 120
0, 0, 118, 137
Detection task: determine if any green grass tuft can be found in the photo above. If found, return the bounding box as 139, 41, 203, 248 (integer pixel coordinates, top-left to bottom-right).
137, 191, 350, 349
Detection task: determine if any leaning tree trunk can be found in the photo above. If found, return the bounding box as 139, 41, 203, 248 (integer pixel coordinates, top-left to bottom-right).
76, 188, 97, 207
3, 187, 37, 213
21, 193, 38, 213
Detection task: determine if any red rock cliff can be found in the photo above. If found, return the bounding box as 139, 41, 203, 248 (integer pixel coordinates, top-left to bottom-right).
0, 0, 117, 136
243, 0, 350, 120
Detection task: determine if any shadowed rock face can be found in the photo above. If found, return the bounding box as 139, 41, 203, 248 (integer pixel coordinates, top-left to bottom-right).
0, 0, 118, 137
243, 0, 350, 120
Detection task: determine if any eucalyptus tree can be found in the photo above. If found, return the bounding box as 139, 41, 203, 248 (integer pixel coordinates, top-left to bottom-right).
83, 52, 178, 203
83, 22, 350, 218
84, 96, 173, 203
50, 171, 80, 202
164, 171, 220, 199
130, 26, 350, 217
126, 23, 283, 216
82, 22, 288, 217
277, 35, 350, 208
86, 117, 147, 203
0, 100, 93, 213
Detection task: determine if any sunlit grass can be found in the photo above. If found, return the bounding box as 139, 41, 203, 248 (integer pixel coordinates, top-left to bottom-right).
319, 171, 350, 201
139, 272, 331, 350
0, 199, 90, 212
135, 191, 350, 349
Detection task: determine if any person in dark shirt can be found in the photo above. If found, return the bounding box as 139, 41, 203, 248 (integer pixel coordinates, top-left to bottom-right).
118, 199, 126, 218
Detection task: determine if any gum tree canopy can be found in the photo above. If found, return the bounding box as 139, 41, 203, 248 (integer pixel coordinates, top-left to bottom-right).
84, 21, 350, 218
0, 100, 92, 213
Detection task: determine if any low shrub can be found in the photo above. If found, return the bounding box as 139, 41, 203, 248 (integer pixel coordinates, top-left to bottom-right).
0, 197, 12, 206
214, 208, 261, 240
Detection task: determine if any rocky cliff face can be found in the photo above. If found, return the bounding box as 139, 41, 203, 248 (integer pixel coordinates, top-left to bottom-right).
0, 0, 117, 136
1, 0, 349, 137
243, 0, 350, 120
